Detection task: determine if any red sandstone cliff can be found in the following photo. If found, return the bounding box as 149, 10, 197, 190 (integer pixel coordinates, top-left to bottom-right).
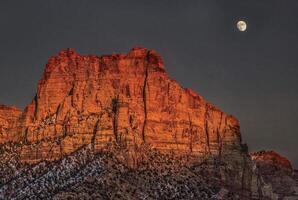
1, 47, 244, 162
0, 47, 251, 196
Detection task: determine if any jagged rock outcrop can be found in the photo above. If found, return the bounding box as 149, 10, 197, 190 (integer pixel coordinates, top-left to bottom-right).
0, 47, 252, 197
251, 151, 298, 200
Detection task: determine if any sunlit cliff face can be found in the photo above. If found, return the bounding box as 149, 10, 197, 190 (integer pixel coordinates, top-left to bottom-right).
0, 47, 243, 166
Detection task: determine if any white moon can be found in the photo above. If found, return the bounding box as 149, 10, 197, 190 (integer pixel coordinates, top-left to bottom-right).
237, 21, 247, 32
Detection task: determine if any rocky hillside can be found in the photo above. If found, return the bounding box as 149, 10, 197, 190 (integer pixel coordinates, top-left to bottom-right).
0, 143, 247, 200
0, 47, 296, 199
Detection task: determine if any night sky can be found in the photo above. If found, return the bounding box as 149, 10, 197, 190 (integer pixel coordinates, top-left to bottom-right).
0, 0, 297, 167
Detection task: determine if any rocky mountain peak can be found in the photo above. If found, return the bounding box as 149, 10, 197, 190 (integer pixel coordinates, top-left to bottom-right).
2, 47, 296, 199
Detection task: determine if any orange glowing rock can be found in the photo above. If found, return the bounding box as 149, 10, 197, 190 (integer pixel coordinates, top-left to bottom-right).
0, 105, 22, 143
0, 47, 255, 194
1, 47, 245, 166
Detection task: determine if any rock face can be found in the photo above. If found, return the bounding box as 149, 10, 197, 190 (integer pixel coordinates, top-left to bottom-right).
0, 47, 253, 197
0, 105, 22, 143
5, 47, 245, 162
251, 151, 298, 199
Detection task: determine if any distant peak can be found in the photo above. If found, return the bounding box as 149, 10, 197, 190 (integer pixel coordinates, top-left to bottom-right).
251, 150, 293, 171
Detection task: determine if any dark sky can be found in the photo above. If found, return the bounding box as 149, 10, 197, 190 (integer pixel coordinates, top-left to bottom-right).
0, 0, 297, 167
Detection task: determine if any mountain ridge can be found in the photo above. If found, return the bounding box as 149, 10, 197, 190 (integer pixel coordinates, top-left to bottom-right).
0, 47, 296, 199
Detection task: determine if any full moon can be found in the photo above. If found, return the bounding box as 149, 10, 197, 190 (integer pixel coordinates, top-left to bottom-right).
237, 20, 247, 32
